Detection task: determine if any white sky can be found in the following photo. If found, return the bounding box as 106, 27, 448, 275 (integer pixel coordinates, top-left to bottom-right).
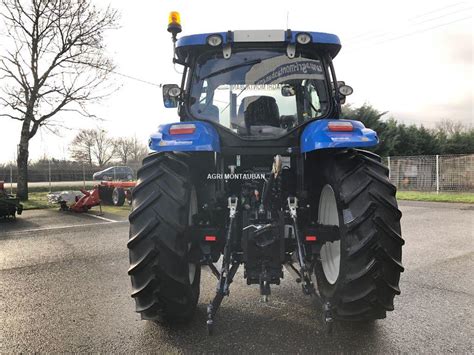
0, 0, 472, 163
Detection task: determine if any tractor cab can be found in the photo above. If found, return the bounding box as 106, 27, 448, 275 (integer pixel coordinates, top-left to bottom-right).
172, 30, 348, 137
161, 16, 356, 148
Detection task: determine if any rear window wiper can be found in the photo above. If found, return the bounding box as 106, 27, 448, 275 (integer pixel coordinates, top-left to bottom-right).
199, 59, 262, 81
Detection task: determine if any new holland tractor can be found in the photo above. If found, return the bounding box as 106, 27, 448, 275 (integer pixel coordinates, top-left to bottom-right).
128, 12, 404, 334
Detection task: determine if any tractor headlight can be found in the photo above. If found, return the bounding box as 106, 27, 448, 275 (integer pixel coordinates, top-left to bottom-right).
207, 34, 223, 46
338, 85, 354, 96
296, 32, 311, 44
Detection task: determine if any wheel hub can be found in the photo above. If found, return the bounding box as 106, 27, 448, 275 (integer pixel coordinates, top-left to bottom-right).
318, 184, 341, 285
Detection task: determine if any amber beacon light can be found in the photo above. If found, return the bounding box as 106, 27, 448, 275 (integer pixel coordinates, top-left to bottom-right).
167, 11, 182, 38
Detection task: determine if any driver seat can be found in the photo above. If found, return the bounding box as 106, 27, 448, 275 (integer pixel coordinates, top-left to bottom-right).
238, 96, 280, 135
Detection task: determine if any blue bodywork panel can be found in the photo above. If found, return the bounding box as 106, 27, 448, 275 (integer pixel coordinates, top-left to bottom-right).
149, 119, 377, 154
177, 31, 340, 48
176, 30, 341, 59
300, 119, 378, 153
149, 121, 220, 152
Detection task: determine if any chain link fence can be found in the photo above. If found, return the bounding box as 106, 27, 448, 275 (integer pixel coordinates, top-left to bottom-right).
383, 154, 474, 193
0, 160, 142, 193
1, 154, 473, 193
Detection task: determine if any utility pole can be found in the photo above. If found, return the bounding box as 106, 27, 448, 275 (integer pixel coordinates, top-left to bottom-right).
83, 163, 86, 189
435, 155, 440, 194
10, 165, 13, 194
48, 159, 52, 193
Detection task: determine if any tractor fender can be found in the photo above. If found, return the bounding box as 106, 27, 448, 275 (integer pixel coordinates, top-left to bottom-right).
300, 119, 378, 153
149, 121, 220, 153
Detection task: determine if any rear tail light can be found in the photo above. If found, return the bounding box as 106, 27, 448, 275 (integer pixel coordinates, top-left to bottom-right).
328, 121, 353, 132
305, 235, 317, 242
204, 235, 217, 242
169, 124, 196, 135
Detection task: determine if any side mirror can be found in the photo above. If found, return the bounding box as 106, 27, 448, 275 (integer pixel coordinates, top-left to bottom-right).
162, 84, 181, 108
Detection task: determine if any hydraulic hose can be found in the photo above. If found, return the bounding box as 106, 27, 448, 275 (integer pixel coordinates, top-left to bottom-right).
262, 155, 282, 210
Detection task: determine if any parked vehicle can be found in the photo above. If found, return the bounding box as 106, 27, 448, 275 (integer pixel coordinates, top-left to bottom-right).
92, 166, 134, 181
128, 13, 404, 335
0, 181, 23, 219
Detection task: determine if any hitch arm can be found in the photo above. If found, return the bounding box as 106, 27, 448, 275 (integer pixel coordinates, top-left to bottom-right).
287, 196, 313, 294
206, 196, 240, 335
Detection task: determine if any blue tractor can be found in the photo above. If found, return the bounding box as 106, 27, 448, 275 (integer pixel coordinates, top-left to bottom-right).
128, 12, 404, 334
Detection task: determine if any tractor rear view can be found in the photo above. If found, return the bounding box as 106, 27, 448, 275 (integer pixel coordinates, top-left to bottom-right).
128, 13, 404, 335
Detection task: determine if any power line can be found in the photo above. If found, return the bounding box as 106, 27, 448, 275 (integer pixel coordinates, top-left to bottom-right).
410, 6, 473, 26
105, 70, 162, 88
345, 2, 466, 42
345, 5, 472, 47
408, 1, 467, 21
345, 16, 471, 53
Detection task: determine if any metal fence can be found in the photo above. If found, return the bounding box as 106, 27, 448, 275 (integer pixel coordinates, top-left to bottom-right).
0, 160, 142, 193
1, 154, 473, 193
384, 154, 474, 193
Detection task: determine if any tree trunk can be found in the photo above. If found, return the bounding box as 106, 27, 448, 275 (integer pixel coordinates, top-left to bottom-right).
88, 145, 92, 167
16, 120, 30, 201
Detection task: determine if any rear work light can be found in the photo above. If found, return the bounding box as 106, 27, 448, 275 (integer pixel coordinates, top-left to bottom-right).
169, 124, 196, 135
296, 32, 312, 44
207, 34, 223, 46
328, 121, 353, 132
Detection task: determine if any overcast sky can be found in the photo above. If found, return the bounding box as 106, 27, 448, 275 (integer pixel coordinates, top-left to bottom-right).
0, 0, 472, 163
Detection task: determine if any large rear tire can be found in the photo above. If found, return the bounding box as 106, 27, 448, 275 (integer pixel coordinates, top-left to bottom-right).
310, 149, 404, 321
128, 152, 201, 322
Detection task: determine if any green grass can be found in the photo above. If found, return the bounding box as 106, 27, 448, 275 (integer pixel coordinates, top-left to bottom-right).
21, 192, 54, 210
397, 191, 474, 204
16, 190, 474, 211
10, 184, 95, 194
18, 191, 132, 215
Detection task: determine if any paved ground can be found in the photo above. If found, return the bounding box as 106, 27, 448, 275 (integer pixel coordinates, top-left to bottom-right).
0, 201, 472, 353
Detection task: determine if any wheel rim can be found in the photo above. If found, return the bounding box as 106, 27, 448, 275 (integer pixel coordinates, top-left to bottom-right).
112, 190, 118, 204
188, 187, 198, 284
318, 184, 341, 285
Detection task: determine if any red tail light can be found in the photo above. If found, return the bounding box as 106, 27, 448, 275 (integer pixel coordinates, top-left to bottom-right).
328, 121, 353, 132
204, 235, 217, 242
169, 124, 196, 135
305, 235, 317, 242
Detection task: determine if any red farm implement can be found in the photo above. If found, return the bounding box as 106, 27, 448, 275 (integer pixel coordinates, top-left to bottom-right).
54, 181, 136, 212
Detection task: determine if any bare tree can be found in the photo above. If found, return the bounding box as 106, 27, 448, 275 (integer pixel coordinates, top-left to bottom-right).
0, 0, 119, 200
129, 136, 148, 164
114, 137, 133, 165
436, 119, 468, 137
70, 128, 114, 167
90, 128, 114, 167
70, 128, 94, 166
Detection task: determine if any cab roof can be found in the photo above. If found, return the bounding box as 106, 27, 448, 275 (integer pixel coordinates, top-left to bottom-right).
175, 30, 341, 61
